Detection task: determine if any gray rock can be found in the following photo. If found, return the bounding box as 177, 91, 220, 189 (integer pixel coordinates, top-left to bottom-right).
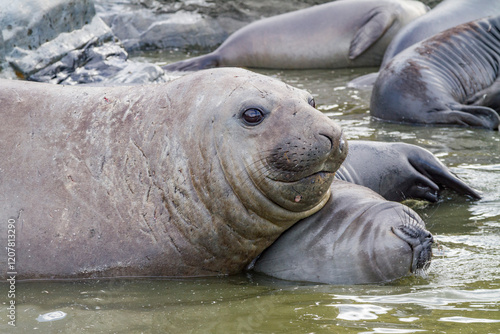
1, 0, 96, 57
95, 0, 333, 52
0, 0, 167, 84
9, 15, 114, 78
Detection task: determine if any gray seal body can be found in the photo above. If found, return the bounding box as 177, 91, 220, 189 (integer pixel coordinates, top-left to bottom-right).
163, 0, 428, 71
0, 68, 347, 280
371, 16, 500, 130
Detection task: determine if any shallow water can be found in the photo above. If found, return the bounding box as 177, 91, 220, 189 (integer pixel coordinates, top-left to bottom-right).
2, 52, 499, 333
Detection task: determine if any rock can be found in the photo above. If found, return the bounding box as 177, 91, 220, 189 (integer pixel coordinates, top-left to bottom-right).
0, 0, 167, 84
95, 0, 333, 52
9, 15, 114, 78
1, 0, 96, 56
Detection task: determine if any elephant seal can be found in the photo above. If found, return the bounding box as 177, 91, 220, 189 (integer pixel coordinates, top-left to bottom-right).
163, 0, 428, 71
252, 180, 433, 284
337, 141, 482, 202
348, 0, 500, 88
381, 0, 500, 68
0, 68, 347, 280
370, 16, 500, 130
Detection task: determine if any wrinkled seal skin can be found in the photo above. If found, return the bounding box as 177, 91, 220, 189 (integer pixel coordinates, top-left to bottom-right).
381, 0, 500, 68
163, 0, 428, 71
337, 141, 481, 202
253, 180, 433, 285
0, 68, 347, 280
348, 0, 500, 89
370, 16, 500, 130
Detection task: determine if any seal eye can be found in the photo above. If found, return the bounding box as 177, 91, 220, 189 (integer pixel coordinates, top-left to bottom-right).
308, 98, 316, 108
242, 108, 265, 125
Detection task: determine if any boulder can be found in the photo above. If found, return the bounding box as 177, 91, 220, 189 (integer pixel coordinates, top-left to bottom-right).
0, 0, 166, 84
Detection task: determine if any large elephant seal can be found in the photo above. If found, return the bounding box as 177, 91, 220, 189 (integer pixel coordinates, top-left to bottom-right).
252, 180, 433, 284
163, 0, 428, 71
0, 68, 347, 280
337, 141, 481, 202
370, 16, 500, 130
348, 0, 500, 88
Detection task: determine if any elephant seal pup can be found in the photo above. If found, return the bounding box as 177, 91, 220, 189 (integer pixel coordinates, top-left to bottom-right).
252, 180, 433, 284
0, 68, 347, 280
163, 0, 428, 71
337, 141, 481, 202
381, 0, 500, 68
348, 0, 500, 88
370, 16, 500, 130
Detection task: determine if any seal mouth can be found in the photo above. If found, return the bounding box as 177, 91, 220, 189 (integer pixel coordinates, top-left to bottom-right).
258, 169, 335, 212
391, 223, 433, 274
272, 170, 334, 184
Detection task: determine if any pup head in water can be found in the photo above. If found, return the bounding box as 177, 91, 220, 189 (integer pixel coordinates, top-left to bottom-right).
253, 180, 433, 284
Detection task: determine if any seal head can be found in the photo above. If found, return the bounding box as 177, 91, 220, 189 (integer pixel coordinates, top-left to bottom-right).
253, 180, 433, 284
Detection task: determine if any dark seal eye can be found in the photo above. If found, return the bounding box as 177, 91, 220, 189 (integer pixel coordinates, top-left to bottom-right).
242, 108, 265, 125
308, 98, 316, 108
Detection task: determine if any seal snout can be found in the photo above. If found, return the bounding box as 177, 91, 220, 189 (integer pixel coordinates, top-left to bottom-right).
267, 126, 346, 182
392, 222, 433, 273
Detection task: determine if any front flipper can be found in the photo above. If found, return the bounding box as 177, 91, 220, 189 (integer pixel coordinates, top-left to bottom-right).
429, 105, 500, 130
466, 80, 500, 112
336, 141, 481, 202
349, 6, 396, 59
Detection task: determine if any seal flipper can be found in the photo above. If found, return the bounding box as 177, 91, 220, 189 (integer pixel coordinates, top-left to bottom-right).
445, 105, 500, 130
408, 150, 482, 200
466, 79, 500, 111
162, 53, 220, 72
349, 6, 396, 59
337, 141, 481, 202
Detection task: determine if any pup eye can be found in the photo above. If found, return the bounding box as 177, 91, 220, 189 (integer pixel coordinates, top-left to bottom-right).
308, 98, 316, 108
242, 108, 265, 125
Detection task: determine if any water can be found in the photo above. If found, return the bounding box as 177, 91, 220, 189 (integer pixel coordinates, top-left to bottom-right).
2, 52, 499, 333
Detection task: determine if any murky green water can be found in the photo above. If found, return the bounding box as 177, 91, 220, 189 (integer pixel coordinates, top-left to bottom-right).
2, 52, 499, 333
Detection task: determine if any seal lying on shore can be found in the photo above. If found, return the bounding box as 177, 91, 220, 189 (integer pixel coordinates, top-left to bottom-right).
370, 15, 500, 130
348, 0, 500, 88
0, 68, 347, 280
252, 180, 433, 284
381, 0, 500, 68
163, 0, 428, 71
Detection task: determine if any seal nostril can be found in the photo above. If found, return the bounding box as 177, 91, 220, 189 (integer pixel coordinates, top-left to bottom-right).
319, 133, 334, 151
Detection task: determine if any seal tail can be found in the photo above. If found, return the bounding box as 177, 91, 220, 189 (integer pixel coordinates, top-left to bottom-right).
163, 53, 220, 72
